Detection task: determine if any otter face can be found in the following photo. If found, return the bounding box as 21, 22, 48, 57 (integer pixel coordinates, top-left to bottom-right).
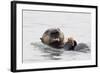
40, 28, 64, 49
49, 29, 60, 42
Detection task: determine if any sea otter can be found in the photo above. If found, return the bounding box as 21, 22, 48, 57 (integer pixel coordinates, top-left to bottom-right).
40, 28, 64, 49
64, 37, 77, 50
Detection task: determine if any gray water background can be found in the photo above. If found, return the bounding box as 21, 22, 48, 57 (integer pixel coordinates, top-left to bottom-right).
23, 10, 91, 63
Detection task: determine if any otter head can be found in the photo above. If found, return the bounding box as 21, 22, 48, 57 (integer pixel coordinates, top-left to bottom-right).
40, 28, 64, 49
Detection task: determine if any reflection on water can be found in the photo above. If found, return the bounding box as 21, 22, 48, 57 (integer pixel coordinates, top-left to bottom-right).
30, 42, 64, 60
23, 42, 91, 63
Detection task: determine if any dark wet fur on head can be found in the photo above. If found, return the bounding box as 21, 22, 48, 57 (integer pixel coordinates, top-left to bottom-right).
40, 28, 64, 49
50, 29, 60, 38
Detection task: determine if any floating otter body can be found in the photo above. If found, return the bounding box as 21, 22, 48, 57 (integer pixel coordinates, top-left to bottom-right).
40, 28, 64, 49
40, 28, 89, 53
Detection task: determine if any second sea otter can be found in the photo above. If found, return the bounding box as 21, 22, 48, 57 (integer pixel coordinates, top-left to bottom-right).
64, 37, 77, 50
